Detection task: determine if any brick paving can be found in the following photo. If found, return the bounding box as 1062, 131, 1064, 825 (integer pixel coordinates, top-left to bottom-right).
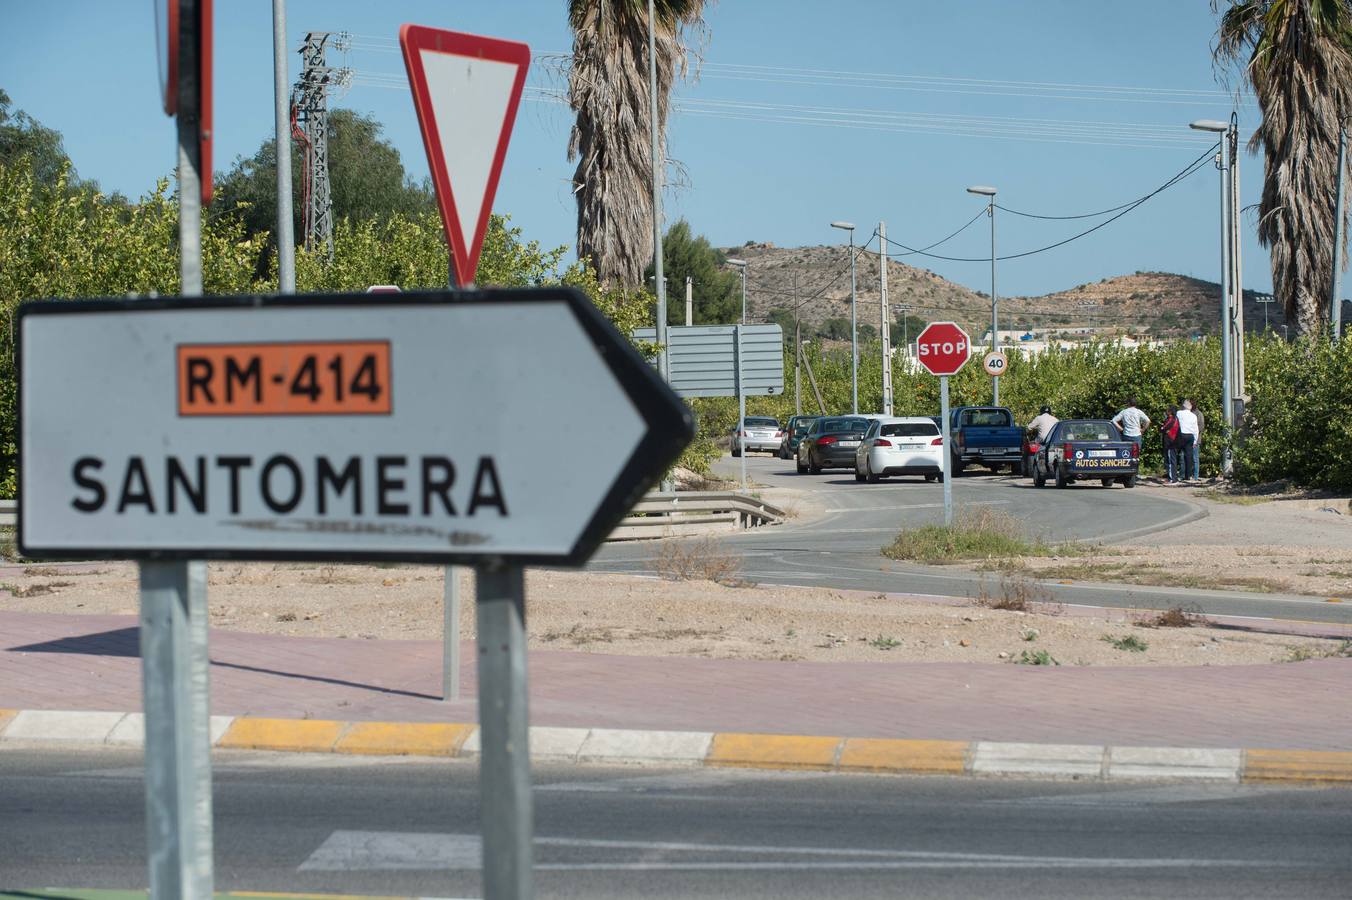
2, 610, 1350, 750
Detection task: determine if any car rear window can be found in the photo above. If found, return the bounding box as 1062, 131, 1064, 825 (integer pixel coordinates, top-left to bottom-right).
792, 419, 815, 434
820, 417, 867, 432
961, 409, 1012, 427
881, 422, 939, 437
744, 417, 779, 428
1062, 423, 1119, 442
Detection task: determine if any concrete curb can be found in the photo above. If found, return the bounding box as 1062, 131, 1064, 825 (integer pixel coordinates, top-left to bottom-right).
3, 710, 1350, 784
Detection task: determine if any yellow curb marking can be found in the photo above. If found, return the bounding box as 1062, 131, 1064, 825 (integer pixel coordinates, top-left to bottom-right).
0, 708, 16, 735
217, 717, 346, 753
707, 732, 842, 771
1243, 749, 1352, 784
334, 722, 475, 757
838, 738, 969, 775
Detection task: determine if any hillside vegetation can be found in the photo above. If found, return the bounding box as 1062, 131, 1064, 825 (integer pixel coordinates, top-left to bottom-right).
728, 241, 1287, 340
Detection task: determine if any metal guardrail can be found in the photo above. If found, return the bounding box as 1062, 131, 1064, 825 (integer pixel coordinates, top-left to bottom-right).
609, 491, 785, 541
0, 493, 785, 540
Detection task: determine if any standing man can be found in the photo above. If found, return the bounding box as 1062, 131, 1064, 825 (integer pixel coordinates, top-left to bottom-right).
1111, 397, 1151, 456
1183, 398, 1204, 480
1176, 400, 1200, 483
1027, 405, 1059, 441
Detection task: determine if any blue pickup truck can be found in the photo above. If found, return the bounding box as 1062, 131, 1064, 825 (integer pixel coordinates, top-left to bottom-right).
949, 406, 1024, 476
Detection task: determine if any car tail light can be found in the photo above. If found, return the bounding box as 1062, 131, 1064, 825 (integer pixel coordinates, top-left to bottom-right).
1129, 442, 1139, 458
775, 431, 783, 438
1029, 442, 1040, 454
956, 432, 964, 447
1063, 443, 1073, 456
874, 439, 892, 447
931, 437, 944, 446
739, 430, 747, 437
818, 436, 838, 446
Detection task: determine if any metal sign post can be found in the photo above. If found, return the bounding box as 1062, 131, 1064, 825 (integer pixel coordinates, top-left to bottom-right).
915, 321, 971, 529
940, 376, 953, 525
475, 565, 532, 898
735, 324, 747, 490
145, 2, 215, 897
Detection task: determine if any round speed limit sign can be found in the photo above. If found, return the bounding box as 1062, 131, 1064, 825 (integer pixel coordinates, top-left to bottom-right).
983, 351, 1008, 376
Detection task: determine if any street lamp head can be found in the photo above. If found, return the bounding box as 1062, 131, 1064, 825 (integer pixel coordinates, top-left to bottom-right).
829, 221, 855, 232
726, 258, 747, 268
966, 185, 997, 197
1189, 119, 1228, 133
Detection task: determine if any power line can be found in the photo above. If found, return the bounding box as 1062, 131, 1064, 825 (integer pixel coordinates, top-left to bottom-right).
882, 143, 1219, 263
883, 208, 987, 257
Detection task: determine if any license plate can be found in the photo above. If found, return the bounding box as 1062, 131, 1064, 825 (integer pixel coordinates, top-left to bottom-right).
901, 443, 923, 449
979, 448, 1001, 454
1088, 450, 1117, 458
840, 441, 859, 448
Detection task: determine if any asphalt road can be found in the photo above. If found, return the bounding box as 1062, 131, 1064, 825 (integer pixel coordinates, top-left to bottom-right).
592, 454, 1352, 626
2, 746, 1349, 899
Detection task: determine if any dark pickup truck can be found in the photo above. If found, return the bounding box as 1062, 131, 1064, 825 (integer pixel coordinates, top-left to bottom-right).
949, 406, 1024, 475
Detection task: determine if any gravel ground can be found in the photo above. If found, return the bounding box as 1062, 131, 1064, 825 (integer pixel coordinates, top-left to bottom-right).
1, 559, 1346, 667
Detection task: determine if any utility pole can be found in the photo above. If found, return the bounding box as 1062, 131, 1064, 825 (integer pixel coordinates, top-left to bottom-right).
685, 276, 693, 326
646, 0, 668, 382
1331, 116, 1348, 340
291, 32, 350, 258
794, 319, 802, 415
271, 0, 295, 293
1228, 112, 1245, 396
793, 272, 802, 415
879, 221, 893, 415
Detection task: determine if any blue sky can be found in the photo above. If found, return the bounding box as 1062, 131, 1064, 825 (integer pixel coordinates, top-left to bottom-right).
1, 1, 1266, 298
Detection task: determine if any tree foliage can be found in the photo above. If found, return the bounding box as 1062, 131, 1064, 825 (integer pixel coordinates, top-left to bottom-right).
0, 155, 657, 495
1213, 0, 1352, 334
644, 219, 740, 324
214, 108, 434, 256
0, 88, 78, 189
567, 0, 707, 288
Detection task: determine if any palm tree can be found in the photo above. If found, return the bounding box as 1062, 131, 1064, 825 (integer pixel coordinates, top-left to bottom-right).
1214, 0, 1352, 335
567, 0, 707, 289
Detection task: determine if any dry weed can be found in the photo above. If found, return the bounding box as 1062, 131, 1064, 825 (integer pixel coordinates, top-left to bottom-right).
975, 573, 1054, 612
654, 537, 743, 585
1135, 604, 1211, 628
1, 581, 73, 598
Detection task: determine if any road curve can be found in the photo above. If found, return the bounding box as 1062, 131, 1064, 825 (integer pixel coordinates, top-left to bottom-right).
592, 455, 1352, 627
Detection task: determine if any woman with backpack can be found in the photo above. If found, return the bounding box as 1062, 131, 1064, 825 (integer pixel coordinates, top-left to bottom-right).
1160, 405, 1182, 484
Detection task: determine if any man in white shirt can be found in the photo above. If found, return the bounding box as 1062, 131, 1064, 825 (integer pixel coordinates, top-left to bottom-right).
1111, 399, 1151, 455
1176, 403, 1200, 482
1027, 405, 1059, 441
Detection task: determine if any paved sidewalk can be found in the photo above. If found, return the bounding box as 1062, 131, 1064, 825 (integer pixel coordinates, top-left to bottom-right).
2, 610, 1350, 751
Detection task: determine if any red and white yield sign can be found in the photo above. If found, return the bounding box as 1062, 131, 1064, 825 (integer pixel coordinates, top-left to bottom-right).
915, 321, 971, 376
400, 25, 529, 287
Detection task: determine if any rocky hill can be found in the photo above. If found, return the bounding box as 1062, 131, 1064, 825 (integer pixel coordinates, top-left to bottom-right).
724, 241, 1286, 340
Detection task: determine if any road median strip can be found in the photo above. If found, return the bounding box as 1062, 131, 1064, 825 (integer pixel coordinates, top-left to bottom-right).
3, 710, 1350, 784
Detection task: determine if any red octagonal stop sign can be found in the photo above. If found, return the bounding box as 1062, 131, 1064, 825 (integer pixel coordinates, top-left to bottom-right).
915, 321, 971, 376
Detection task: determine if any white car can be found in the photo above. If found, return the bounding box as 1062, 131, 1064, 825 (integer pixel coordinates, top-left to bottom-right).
854, 416, 945, 483
731, 416, 783, 456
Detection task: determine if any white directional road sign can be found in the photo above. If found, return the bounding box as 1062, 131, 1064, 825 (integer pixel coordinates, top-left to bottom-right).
19, 289, 692, 565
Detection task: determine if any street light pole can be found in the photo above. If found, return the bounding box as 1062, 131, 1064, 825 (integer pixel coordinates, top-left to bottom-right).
967, 185, 998, 405
727, 258, 748, 324
1191, 118, 1233, 476
831, 221, 858, 413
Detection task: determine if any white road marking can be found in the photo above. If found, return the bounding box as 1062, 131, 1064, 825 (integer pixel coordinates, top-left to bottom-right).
297, 830, 1287, 872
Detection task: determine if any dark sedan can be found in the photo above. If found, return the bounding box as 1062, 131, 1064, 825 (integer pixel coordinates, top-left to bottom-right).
796, 415, 871, 474
1032, 419, 1139, 488
778, 415, 820, 459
